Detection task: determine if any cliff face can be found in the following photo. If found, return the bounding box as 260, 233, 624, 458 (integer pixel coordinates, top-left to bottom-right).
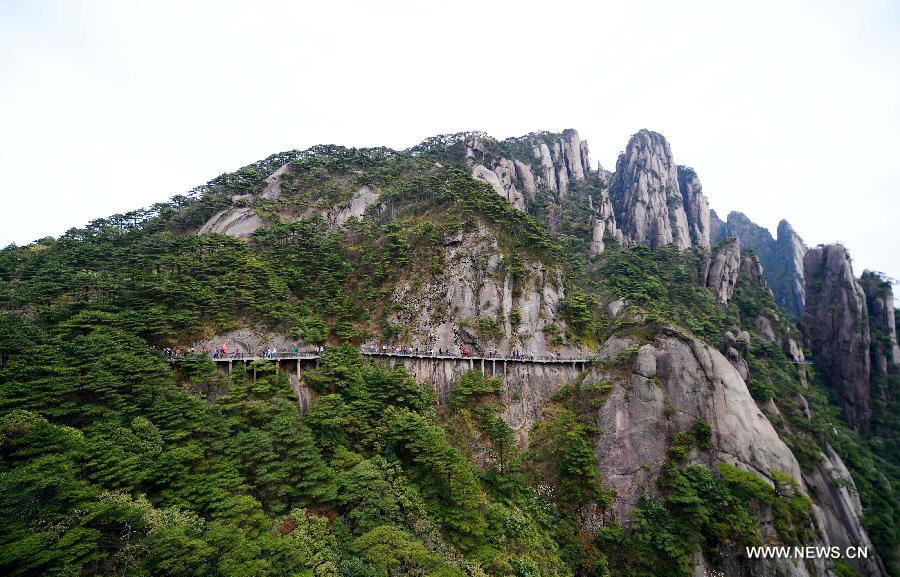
677, 166, 711, 249
705, 237, 742, 306
775, 220, 808, 316
712, 212, 807, 318
609, 130, 692, 249
860, 271, 900, 378
802, 245, 872, 432
464, 129, 592, 201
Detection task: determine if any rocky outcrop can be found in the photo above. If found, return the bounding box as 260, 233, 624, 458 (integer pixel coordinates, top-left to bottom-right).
709, 209, 728, 246
513, 160, 537, 201
533, 141, 557, 194
677, 166, 711, 249
197, 207, 265, 238
198, 163, 294, 237
261, 162, 290, 200
860, 271, 900, 378
705, 237, 741, 306
775, 220, 808, 316
589, 187, 622, 257
592, 331, 806, 516
464, 130, 592, 203
713, 212, 807, 318
804, 445, 888, 576
740, 251, 767, 287
802, 245, 871, 432
376, 223, 578, 361
472, 164, 526, 211
609, 130, 692, 249
331, 185, 381, 229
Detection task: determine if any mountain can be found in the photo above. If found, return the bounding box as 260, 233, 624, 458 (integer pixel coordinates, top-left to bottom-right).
710, 211, 808, 319
0, 128, 897, 577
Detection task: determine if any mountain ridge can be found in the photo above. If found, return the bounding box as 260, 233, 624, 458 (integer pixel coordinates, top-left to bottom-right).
0, 126, 897, 577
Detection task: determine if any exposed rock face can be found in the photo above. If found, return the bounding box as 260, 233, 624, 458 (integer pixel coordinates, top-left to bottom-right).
592, 332, 806, 518
196, 207, 264, 238
465, 130, 590, 207
709, 209, 728, 246
677, 166, 711, 249
261, 162, 290, 200
775, 220, 808, 316
804, 445, 888, 576
713, 212, 807, 318
705, 237, 741, 306
331, 185, 381, 229
534, 142, 557, 194
802, 245, 872, 432
390, 356, 582, 435
377, 223, 578, 361
860, 271, 900, 377
513, 159, 537, 201
589, 188, 622, 257
740, 251, 767, 287
610, 130, 692, 249
755, 315, 777, 343
472, 164, 525, 211
561, 128, 587, 182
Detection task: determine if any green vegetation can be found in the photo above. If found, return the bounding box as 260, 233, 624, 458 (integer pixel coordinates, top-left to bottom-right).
593, 245, 732, 343
0, 138, 897, 576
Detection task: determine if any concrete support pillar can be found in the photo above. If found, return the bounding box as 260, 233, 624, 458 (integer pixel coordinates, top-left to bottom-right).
481, 358, 485, 375
228, 360, 232, 374
296, 359, 301, 381
492, 359, 496, 376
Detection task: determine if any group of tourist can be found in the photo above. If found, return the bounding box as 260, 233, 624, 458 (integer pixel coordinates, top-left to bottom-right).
163, 342, 566, 362
356, 345, 568, 361
360, 345, 538, 360
162, 343, 328, 360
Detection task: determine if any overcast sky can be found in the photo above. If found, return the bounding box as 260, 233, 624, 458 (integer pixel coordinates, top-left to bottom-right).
1, 0, 898, 281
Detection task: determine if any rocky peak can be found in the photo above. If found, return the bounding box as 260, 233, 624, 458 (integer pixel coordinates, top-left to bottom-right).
740, 250, 767, 287
609, 129, 692, 250
677, 166, 711, 249
712, 212, 807, 318
705, 237, 742, 306
802, 245, 872, 432
859, 271, 900, 377
775, 219, 808, 316
463, 129, 592, 200
471, 163, 526, 212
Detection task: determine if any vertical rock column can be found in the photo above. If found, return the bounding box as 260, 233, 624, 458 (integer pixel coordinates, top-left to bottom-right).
802, 245, 872, 432
609, 129, 692, 250
859, 271, 900, 378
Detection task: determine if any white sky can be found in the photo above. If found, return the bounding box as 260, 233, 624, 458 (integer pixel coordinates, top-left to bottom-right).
1, 0, 898, 282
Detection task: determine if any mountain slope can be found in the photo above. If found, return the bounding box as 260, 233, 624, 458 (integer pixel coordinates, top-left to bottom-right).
0, 128, 897, 577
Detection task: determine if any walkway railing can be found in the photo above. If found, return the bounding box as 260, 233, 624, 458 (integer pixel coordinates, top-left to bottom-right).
169, 348, 595, 365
